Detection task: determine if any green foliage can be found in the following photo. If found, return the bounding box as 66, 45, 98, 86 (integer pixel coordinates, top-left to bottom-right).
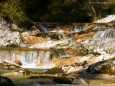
0, 0, 32, 26
92, 0, 115, 19
41, 0, 96, 22
0, 0, 114, 23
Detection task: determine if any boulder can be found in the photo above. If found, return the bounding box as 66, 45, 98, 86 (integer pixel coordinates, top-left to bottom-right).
14, 60, 22, 66
87, 58, 115, 75
0, 17, 24, 47
0, 76, 15, 86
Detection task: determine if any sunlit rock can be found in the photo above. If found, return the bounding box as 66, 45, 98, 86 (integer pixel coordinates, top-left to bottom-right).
21, 32, 49, 44
94, 15, 115, 23
0, 18, 24, 47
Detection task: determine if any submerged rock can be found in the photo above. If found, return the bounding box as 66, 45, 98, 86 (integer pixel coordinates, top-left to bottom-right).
0, 76, 15, 86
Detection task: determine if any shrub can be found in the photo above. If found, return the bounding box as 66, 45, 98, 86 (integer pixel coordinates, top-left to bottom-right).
0, 0, 32, 26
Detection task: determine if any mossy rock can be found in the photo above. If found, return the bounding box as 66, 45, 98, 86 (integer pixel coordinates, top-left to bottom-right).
45, 67, 64, 74
87, 58, 115, 75
21, 69, 32, 75
0, 76, 15, 86
53, 76, 73, 84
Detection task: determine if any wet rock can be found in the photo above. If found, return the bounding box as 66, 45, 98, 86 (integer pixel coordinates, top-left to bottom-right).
87, 58, 115, 75
14, 60, 22, 66
45, 67, 64, 74
53, 77, 73, 84
0, 76, 15, 86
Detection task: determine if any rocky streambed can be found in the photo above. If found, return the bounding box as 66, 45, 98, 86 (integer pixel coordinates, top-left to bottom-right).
0, 18, 115, 86
1, 66, 115, 86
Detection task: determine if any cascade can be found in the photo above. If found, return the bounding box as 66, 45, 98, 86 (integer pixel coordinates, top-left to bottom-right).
73, 25, 87, 32
93, 28, 115, 38
0, 49, 51, 68
39, 25, 48, 32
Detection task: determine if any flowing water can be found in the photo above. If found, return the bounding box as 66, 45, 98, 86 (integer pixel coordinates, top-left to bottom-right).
0, 23, 115, 86
0, 48, 53, 69
93, 28, 115, 38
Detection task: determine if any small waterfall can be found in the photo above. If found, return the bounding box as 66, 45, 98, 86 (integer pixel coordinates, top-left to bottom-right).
39, 25, 48, 32
59, 53, 71, 58
0, 50, 38, 67
43, 51, 51, 62
0, 49, 52, 68
93, 28, 115, 38
73, 25, 87, 32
